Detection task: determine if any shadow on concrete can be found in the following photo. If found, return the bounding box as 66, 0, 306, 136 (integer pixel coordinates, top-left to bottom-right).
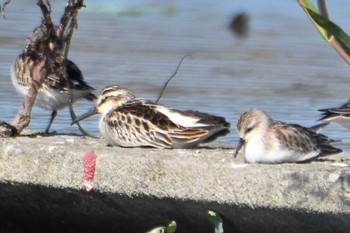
0, 182, 349, 233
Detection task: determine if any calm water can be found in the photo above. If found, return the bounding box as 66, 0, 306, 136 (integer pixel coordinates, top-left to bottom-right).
1, 0, 350, 151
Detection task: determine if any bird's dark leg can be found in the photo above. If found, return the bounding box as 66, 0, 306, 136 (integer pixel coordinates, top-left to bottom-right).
46, 110, 57, 133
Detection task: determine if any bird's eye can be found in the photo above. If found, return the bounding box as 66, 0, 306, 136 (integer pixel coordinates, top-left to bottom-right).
245, 126, 254, 134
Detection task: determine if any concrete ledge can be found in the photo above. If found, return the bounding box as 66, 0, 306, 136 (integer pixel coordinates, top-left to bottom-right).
0, 135, 350, 232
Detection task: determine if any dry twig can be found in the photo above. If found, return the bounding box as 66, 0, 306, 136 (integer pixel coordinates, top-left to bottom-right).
156, 55, 192, 103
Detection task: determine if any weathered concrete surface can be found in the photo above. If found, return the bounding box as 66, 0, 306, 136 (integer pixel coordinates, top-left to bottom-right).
0, 135, 350, 233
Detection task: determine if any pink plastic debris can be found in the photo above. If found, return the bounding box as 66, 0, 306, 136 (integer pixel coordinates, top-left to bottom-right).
83, 150, 96, 191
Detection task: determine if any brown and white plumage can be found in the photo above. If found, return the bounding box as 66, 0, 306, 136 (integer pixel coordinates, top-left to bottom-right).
319, 101, 350, 130
11, 21, 96, 132
73, 85, 230, 148
234, 108, 341, 164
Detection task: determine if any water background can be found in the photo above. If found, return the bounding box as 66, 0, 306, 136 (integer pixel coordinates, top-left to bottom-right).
1, 0, 350, 151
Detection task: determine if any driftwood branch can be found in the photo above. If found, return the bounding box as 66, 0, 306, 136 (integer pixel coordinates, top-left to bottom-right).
0, 0, 90, 137
57, 0, 95, 137
10, 1, 54, 135
37, 0, 53, 25
11, 58, 47, 131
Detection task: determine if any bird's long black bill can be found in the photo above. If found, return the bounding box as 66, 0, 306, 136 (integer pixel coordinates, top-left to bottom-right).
233, 138, 245, 158
71, 107, 98, 125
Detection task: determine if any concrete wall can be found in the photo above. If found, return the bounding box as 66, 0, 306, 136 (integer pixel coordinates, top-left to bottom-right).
0, 135, 350, 232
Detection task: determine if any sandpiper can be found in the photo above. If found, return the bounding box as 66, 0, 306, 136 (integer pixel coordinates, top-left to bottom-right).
73, 85, 230, 148
234, 108, 341, 163
11, 22, 96, 133
319, 101, 350, 130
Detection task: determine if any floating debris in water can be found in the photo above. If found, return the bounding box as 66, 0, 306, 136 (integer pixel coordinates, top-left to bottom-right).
230, 12, 249, 37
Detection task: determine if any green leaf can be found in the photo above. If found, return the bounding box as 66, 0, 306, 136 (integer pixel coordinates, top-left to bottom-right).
297, 0, 350, 57
146, 220, 177, 233
307, 9, 350, 55
208, 210, 224, 233
297, 0, 329, 41
297, 0, 319, 16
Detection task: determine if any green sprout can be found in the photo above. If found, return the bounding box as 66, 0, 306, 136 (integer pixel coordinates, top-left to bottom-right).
207, 210, 224, 233
146, 220, 177, 233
